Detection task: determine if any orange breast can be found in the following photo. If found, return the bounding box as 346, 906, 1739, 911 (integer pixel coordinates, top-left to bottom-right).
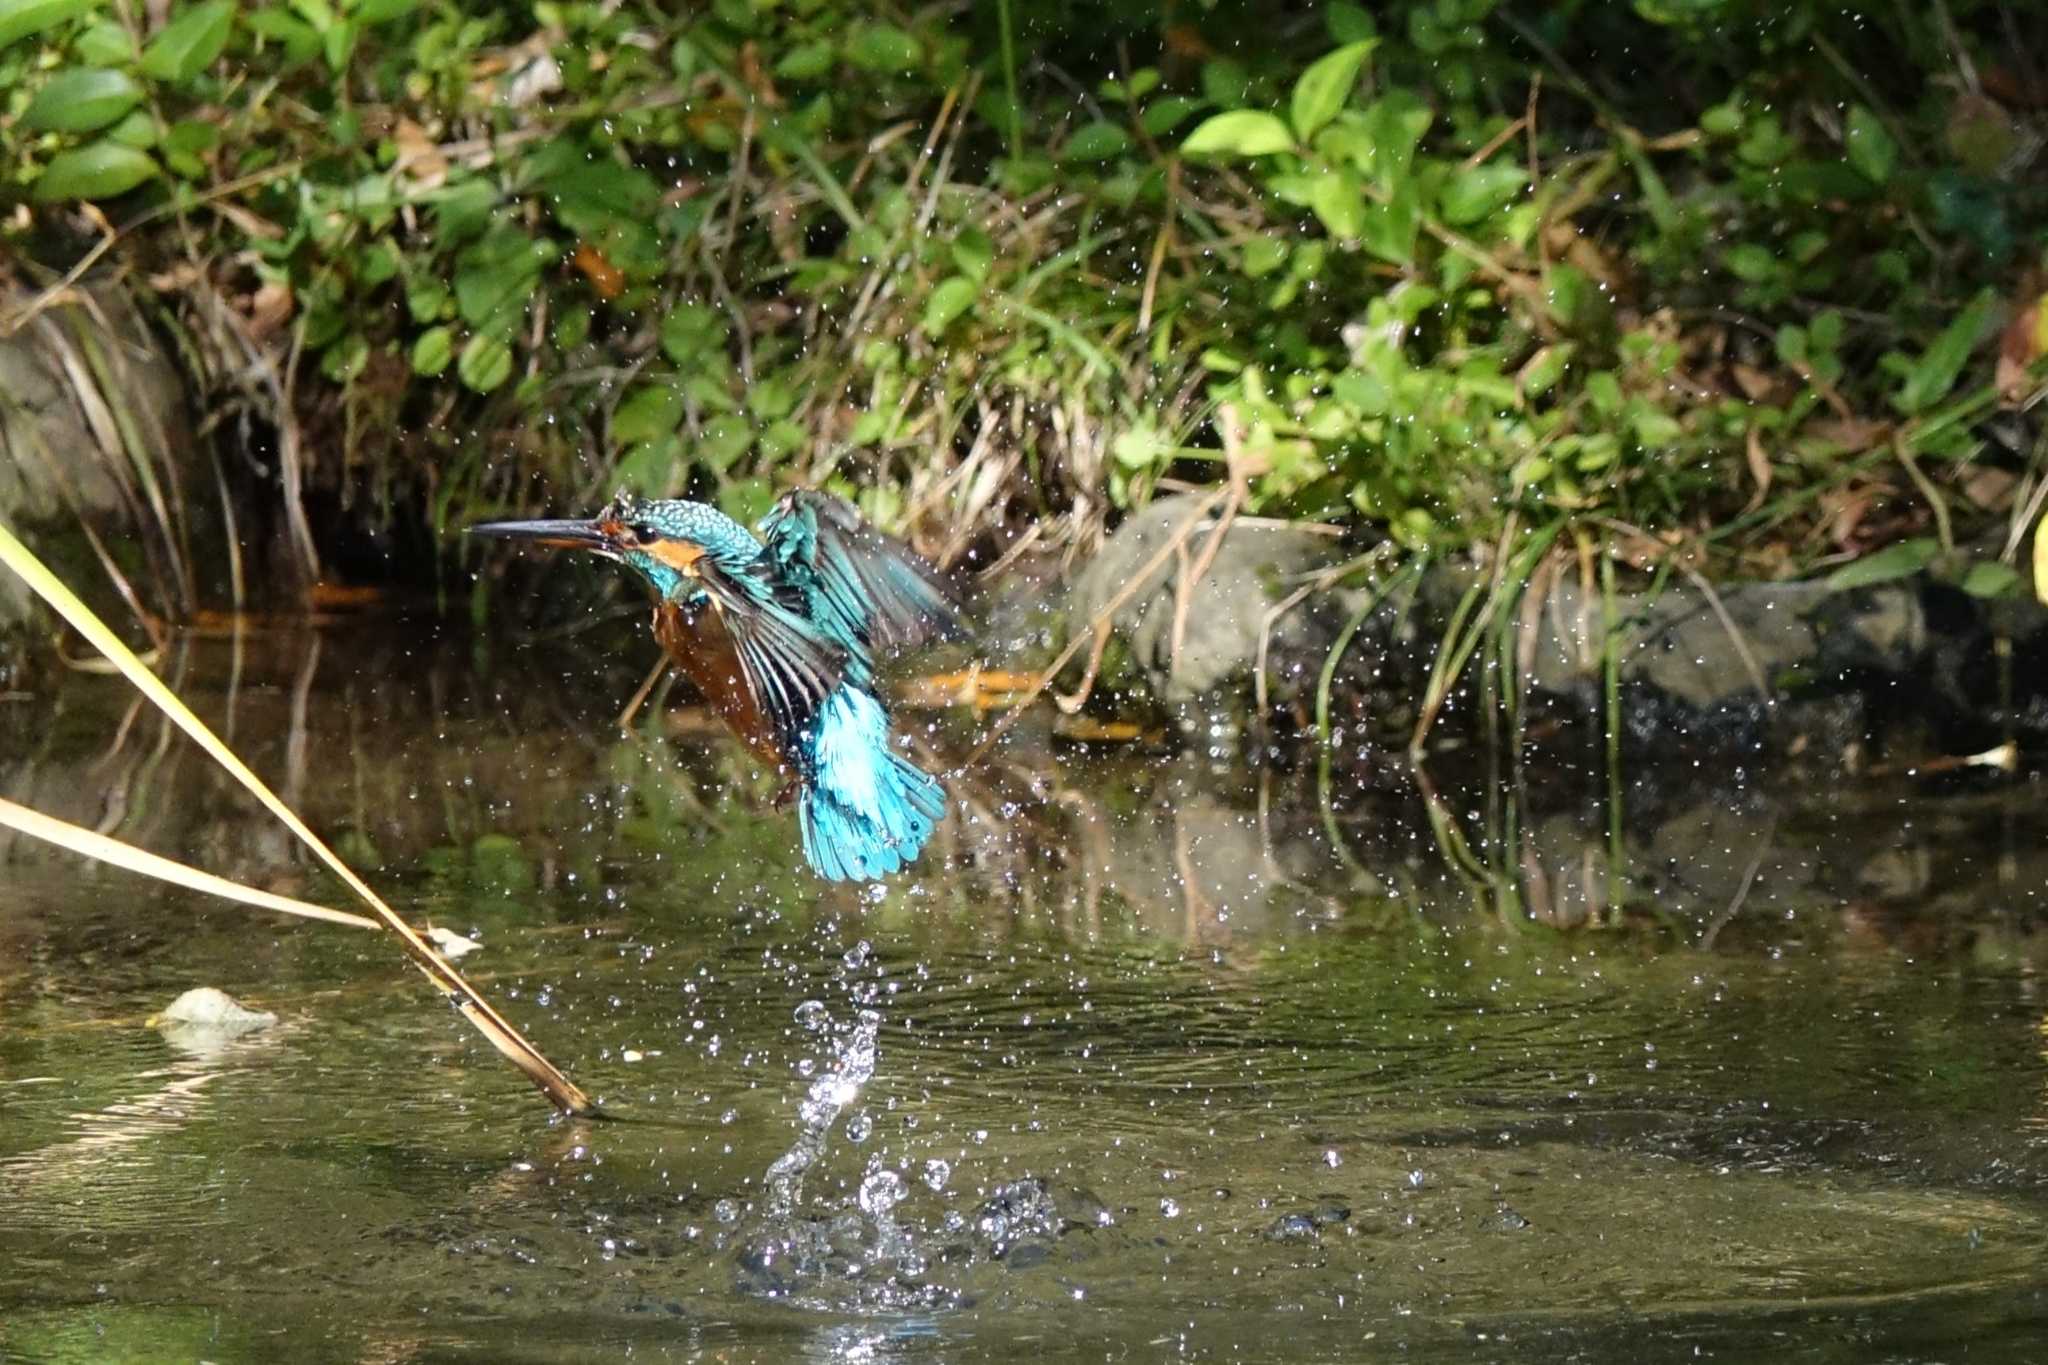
652, 601, 786, 769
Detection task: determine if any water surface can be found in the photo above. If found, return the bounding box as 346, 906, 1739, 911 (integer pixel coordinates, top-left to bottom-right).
4, 625, 2048, 1362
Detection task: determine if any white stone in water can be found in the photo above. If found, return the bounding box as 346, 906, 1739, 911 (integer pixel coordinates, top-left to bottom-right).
151, 988, 276, 1034
425, 926, 482, 958
858, 1169, 906, 1218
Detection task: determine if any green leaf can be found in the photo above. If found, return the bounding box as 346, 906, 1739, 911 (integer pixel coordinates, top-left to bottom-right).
613, 381, 684, 444
140, 0, 234, 82
1844, 104, 1897, 185
1308, 168, 1365, 239
846, 22, 920, 72
659, 302, 726, 365
1518, 343, 1574, 399
951, 226, 993, 282
775, 39, 833, 80
32, 140, 159, 200
456, 334, 513, 392
1063, 120, 1131, 162
104, 108, 156, 147
1894, 288, 1995, 415
71, 17, 131, 62
1327, 2, 1375, 43
0, 0, 94, 50
1181, 109, 1295, 158
923, 276, 978, 334
1359, 90, 1432, 186
410, 326, 453, 376
23, 67, 142, 132
1440, 162, 1528, 225
453, 230, 551, 338
1959, 560, 2021, 599
1359, 177, 1420, 265
1139, 96, 1204, 138
1825, 538, 1940, 592
1723, 242, 1777, 283
1290, 40, 1374, 142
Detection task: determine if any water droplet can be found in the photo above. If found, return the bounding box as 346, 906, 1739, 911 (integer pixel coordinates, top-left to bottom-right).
713, 1199, 740, 1225
1159, 1198, 1182, 1218
922, 1158, 951, 1191
859, 1169, 906, 1218
846, 1112, 873, 1143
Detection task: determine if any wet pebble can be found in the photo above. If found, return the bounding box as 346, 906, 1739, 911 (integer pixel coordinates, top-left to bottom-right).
1481, 1205, 1532, 1232
1004, 1240, 1053, 1269
1264, 1213, 1320, 1243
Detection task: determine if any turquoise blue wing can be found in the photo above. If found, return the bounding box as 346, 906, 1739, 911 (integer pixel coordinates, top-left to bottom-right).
758, 491, 964, 659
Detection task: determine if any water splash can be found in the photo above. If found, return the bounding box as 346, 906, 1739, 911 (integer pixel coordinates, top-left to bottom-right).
763, 941, 883, 1217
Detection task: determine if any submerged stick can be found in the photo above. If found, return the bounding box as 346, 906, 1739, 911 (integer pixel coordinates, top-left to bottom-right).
0, 522, 594, 1116
0, 798, 379, 930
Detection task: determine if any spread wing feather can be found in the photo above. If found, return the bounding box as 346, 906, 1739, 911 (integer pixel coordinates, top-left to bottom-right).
693, 557, 844, 754
759, 490, 965, 659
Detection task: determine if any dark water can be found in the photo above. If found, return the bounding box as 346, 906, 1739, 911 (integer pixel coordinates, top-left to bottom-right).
5, 625, 2048, 1362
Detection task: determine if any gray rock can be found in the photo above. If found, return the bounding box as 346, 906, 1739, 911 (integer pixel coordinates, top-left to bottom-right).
1067, 492, 1361, 708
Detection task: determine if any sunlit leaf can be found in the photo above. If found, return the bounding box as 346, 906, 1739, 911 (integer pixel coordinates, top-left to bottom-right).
923, 276, 978, 334
456, 333, 513, 392
1959, 560, 2020, 599
0, 0, 95, 50
1440, 162, 1528, 225
1845, 104, 1897, 185
1182, 109, 1295, 158
1290, 40, 1374, 142
1825, 538, 1940, 591
411, 326, 453, 376
1308, 168, 1365, 239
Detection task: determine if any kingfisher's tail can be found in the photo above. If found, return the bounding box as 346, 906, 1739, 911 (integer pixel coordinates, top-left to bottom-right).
797, 685, 946, 882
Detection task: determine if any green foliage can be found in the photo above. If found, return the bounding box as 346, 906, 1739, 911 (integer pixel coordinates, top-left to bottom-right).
1, 0, 2043, 571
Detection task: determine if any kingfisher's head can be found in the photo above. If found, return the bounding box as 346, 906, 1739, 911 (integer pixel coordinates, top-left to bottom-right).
469, 493, 709, 602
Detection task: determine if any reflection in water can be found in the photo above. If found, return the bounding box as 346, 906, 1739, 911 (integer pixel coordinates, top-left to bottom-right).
3, 625, 2048, 1361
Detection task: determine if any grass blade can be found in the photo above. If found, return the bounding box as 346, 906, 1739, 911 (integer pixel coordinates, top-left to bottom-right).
0, 797, 379, 931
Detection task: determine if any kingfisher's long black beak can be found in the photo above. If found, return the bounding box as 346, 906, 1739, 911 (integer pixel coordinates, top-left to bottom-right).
467, 517, 619, 558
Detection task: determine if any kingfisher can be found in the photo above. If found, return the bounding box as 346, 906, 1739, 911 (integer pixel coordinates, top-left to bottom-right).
470, 490, 963, 882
